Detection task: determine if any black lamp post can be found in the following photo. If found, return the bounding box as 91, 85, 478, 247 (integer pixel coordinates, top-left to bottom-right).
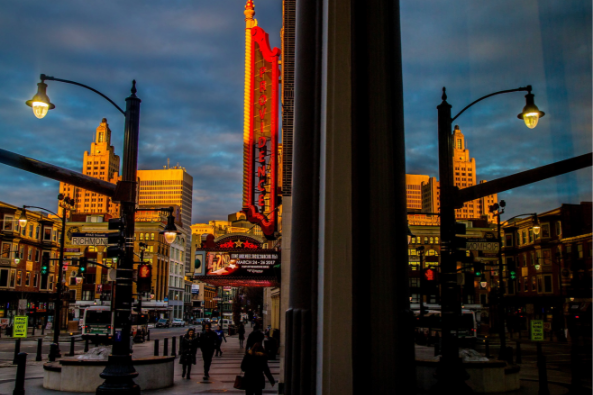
435, 85, 544, 393
26, 74, 142, 395
19, 194, 74, 361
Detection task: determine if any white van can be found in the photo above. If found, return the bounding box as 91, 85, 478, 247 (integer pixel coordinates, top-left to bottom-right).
219, 319, 230, 330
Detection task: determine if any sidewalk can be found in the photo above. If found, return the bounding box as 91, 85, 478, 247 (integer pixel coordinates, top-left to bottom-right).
0, 326, 280, 395
0, 330, 586, 394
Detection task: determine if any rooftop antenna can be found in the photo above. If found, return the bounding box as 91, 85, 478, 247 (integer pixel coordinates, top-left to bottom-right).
167, 158, 170, 169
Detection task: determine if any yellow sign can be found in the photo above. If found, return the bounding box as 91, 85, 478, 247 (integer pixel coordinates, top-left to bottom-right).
530, 319, 544, 341
13, 316, 28, 338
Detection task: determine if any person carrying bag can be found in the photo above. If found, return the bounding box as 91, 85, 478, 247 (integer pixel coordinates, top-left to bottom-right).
239, 342, 275, 395
179, 327, 199, 379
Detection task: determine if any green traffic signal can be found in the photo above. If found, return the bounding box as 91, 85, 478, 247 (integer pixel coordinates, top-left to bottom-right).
41, 254, 50, 275
510, 271, 517, 280
79, 257, 87, 273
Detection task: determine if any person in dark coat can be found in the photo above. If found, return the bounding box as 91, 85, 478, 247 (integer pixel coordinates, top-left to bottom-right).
199, 323, 219, 380
246, 323, 265, 351
179, 328, 199, 379
241, 342, 275, 395
237, 323, 246, 348
214, 324, 227, 357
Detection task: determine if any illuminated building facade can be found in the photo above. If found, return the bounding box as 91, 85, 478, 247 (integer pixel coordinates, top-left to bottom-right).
58, 118, 121, 219
0, 202, 63, 326
405, 126, 498, 221
406, 174, 429, 211
137, 166, 193, 270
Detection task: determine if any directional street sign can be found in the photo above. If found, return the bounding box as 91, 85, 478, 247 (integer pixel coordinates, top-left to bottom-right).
466, 238, 500, 253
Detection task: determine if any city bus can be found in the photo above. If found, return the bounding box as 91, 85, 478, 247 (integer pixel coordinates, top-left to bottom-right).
81, 306, 149, 345
412, 307, 478, 347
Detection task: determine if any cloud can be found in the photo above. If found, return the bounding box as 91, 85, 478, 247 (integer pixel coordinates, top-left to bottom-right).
0, 0, 589, 226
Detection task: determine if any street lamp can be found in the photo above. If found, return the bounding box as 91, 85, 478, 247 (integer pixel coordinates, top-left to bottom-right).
26, 74, 141, 395
161, 211, 180, 244
19, 194, 74, 361
436, 85, 545, 393
25, 80, 55, 119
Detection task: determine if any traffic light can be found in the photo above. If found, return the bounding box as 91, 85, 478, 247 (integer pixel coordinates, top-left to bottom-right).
79, 257, 88, 274
508, 260, 517, 280
41, 253, 50, 275
137, 263, 152, 293
474, 261, 484, 277
106, 217, 126, 260
424, 268, 436, 281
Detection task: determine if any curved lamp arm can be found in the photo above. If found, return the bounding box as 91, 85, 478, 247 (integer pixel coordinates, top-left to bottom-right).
41, 74, 125, 115
451, 86, 531, 122
23, 205, 62, 220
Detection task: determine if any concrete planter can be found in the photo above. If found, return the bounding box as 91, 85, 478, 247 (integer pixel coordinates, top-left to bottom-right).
44, 356, 175, 392
416, 358, 521, 393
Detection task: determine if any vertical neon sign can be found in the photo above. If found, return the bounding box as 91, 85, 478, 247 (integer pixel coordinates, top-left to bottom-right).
242, 26, 280, 239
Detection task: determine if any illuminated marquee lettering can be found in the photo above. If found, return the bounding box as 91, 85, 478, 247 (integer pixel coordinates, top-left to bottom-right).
242, 26, 280, 239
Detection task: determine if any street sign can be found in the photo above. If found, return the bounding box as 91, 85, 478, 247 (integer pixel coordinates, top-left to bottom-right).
164, 297, 169, 302
13, 316, 28, 338
212, 297, 222, 301
70, 233, 109, 246
466, 239, 500, 253
530, 319, 544, 341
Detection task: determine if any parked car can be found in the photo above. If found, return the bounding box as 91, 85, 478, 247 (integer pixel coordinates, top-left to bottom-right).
172, 319, 185, 327
155, 318, 170, 328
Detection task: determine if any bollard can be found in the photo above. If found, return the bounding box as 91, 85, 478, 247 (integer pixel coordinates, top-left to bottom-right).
36, 338, 43, 362
172, 336, 177, 357
485, 337, 490, 358
41, 324, 45, 336
13, 338, 21, 365
68, 337, 75, 356
13, 352, 27, 395
31, 325, 35, 336
147, 329, 150, 341
48, 343, 58, 362
515, 340, 522, 364
154, 339, 159, 356
164, 338, 169, 356
84, 339, 89, 353
536, 342, 550, 395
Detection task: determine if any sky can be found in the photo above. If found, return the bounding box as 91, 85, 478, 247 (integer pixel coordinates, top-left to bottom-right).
0, 1, 590, 224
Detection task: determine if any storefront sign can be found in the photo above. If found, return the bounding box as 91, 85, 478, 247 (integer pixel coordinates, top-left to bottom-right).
13, 316, 28, 338
530, 319, 544, 341
242, 26, 280, 239
71, 233, 108, 246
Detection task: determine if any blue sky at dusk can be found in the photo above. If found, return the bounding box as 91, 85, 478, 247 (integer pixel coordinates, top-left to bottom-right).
0, 1, 590, 224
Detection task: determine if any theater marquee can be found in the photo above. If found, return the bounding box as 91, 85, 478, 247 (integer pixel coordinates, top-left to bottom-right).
242, 26, 280, 240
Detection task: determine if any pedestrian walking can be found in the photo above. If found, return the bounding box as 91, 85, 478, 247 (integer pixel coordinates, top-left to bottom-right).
214, 325, 227, 357
179, 328, 199, 379
240, 342, 275, 395
238, 323, 246, 348
199, 323, 219, 380
246, 323, 265, 351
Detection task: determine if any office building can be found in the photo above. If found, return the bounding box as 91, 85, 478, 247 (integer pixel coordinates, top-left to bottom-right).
58, 118, 121, 218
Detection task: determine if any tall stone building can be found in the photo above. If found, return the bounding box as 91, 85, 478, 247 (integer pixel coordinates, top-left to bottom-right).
58, 118, 120, 218
450, 125, 497, 221
406, 125, 498, 221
